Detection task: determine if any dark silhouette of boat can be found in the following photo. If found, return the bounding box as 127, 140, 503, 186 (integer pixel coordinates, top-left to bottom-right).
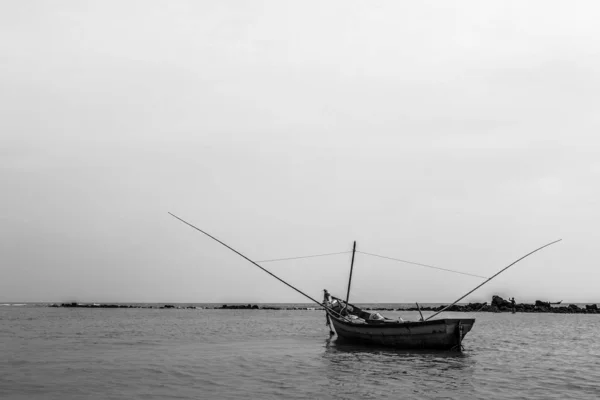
323, 293, 474, 350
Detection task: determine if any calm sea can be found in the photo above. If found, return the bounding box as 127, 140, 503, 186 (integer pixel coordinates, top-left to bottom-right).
1, 304, 599, 399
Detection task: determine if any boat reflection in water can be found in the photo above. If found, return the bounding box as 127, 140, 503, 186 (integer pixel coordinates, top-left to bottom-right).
324, 335, 473, 364
322, 335, 476, 398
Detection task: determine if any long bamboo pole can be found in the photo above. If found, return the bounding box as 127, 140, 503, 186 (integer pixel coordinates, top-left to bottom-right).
424, 239, 562, 321
168, 212, 345, 318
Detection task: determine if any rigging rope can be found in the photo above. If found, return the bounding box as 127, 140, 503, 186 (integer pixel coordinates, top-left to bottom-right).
255, 248, 486, 279
355, 250, 487, 279
255, 248, 485, 279
256, 251, 352, 263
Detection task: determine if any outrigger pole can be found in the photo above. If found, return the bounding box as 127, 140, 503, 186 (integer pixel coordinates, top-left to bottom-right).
168, 213, 345, 318
424, 239, 562, 321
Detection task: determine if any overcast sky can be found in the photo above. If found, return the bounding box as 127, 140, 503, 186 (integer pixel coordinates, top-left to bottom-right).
2, 1, 599, 304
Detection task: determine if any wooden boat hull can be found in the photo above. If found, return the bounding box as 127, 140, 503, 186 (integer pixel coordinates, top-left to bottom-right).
328, 314, 475, 350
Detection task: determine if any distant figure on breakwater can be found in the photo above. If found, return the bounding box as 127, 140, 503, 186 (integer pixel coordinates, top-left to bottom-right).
510, 297, 516, 313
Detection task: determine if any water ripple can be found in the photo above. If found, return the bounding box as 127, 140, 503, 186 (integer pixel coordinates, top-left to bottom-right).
1, 308, 600, 399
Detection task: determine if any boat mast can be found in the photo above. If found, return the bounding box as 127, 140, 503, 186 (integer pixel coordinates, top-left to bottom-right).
345, 241, 357, 306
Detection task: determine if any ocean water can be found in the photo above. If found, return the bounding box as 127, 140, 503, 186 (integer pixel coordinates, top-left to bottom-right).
1, 306, 599, 399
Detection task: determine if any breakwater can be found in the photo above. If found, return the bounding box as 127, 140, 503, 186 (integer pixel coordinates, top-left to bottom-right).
401, 296, 599, 314
51, 302, 319, 310
50, 296, 599, 313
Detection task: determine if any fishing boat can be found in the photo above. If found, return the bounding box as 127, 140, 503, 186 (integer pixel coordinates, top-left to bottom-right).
321, 241, 474, 350
168, 212, 560, 351
323, 293, 474, 350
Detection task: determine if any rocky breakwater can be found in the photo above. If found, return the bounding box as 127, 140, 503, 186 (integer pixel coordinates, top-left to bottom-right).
221, 304, 259, 309
51, 303, 201, 309
487, 296, 599, 314
51, 302, 322, 310
50, 297, 599, 313
387, 296, 599, 314
220, 304, 321, 310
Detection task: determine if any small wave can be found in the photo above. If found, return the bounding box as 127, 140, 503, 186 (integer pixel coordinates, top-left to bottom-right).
0, 303, 27, 306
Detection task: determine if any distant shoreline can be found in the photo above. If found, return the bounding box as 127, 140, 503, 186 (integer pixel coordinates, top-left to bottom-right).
41, 299, 600, 314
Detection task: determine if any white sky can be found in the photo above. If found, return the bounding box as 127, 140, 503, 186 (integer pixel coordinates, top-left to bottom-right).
2, 1, 599, 304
